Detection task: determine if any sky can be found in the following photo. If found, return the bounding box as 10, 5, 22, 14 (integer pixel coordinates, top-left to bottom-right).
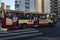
1, 0, 15, 10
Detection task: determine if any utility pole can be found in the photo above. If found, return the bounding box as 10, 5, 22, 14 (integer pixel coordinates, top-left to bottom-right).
0, 0, 1, 31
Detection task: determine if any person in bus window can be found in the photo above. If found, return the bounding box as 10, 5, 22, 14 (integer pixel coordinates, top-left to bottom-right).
34, 16, 39, 25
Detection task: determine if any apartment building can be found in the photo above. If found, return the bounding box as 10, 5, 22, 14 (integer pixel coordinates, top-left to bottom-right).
51, 0, 58, 14
57, 0, 60, 18
15, 0, 51, 13
15, 0, 36, 12
58, 0, 60, 14
37, 0, 51, 13
15, 0, 58, 13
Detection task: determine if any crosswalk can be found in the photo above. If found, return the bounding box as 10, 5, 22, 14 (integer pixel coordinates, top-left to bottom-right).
0, 28, 43, 40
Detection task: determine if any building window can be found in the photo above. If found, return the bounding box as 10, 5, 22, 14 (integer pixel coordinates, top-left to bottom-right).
42, 0, 44, 12
25, 9, 29, 11
34, 0, 36, 5
25, 2, 30, 5
25, 6, 30, 11
15, 5, 19, 8
15, 1, 17, 4
25, 6, 30, 9
19, 1, 21, 3
25, 0, 30, 1
6, 5, 10, 10
42, 0, 44, 2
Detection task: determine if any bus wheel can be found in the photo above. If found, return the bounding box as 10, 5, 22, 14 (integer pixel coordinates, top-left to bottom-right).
54, 21, 57, 24
48, 23, 52, 27
22, 23, 28, 29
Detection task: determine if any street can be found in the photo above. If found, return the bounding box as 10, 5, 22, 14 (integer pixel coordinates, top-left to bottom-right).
0, 21, 60, 40
18, 21, 60, 40
1, 0, 60, 40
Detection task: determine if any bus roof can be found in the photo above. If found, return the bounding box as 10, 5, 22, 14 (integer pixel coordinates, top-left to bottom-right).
6, 10, 56, 15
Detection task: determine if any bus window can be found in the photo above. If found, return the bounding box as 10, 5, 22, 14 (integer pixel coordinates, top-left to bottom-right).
18, 13, 34, 20
6, 12, 12, 19
0, 10, 2, 18
18, 13, 29, 20
28, 14, 33, 19
39, 14, 47, 20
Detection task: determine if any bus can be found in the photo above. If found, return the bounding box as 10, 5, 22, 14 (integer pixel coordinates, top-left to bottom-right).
1, 3, 57, 29
18, 12, 57, 28
38, 13, 57, 27
1, 3, 57, 31
1, 9, 57, 29
2, 10, 21, 28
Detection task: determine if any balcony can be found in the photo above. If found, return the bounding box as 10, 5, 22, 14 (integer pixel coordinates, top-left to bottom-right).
15, 0, 21, 5
0, 7, 1, 11
15, 1, 20, 5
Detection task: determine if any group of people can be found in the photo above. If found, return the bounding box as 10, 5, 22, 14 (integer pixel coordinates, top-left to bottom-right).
12, 14, 39, 28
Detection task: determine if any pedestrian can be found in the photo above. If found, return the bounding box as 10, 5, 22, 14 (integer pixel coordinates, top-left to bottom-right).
12, 14, 18, 28
34, 16, 39, 30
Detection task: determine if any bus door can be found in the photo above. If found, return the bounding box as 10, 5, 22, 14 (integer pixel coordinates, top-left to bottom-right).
6, 12, 13, 28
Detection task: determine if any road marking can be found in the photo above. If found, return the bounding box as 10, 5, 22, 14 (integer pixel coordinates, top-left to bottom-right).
0, 31, 38, 37
0, 33, 43, 40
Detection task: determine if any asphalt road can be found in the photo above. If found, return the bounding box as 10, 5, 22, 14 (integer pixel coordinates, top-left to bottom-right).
19, 21, 60, 40
0, 21, 60, 40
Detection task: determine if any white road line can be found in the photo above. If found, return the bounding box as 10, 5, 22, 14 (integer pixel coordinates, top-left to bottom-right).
0, 31, 38, 37
9, 29, 37, 32
0, 33, 43, 40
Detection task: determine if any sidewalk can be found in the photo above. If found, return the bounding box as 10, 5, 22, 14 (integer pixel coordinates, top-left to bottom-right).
0, 27, 39, 34
0, 27, 8, 33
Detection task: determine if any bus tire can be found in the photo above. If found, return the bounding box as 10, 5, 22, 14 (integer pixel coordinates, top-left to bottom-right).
22, 23, 28, 29
48, 23, 56, 27
52, 22, 57, 27
54, 21, 57, 24
48, 23, 52, 27
34, 21, 39, 28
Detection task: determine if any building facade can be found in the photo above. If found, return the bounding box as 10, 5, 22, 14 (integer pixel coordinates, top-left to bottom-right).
37, 0, 51, 13
6, 5, 10, 10
58, 0, 60, 14
51, 0, 58, 14
15, 0, 51, 13
57, 0, 60, 18
15, 0, 36, 12
15, 0, 58, 13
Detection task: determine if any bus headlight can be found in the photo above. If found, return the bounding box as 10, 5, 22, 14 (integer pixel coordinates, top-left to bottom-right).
47, 15, 49, 18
